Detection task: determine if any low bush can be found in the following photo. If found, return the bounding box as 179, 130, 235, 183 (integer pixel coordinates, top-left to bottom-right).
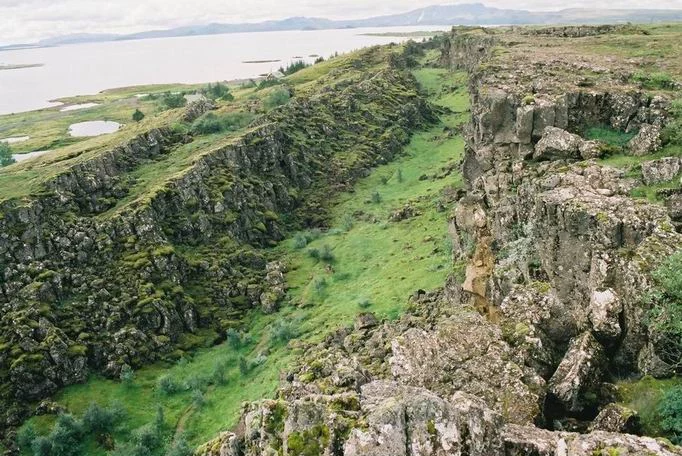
264, 88, 291, 109
0, 142, 15, 167
269, 319, 298, 345
659, 386, 682, 444
191, 111, 255, 135
161, 92, 187, 109
157, 375, 179, 395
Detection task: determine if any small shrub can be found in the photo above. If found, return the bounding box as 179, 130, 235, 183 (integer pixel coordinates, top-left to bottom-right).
340, 214, 354, 232
120, 364, 134, 387
185, 374, 208, 392
191, 111, 254, 135
379, 176, 389, 185
396, 168, 404, 183
132, 423, 161, 454
319, 245, 334, 263
17, 423, 36, 451
132, 109, 145, 122
82, 402, 125, 436
312, 277, 327, 296
293, 232, 309, 249
157, 375, 179, 395
270, 319, 298, 345
357, 298, 372, 309
211, 360, 228, 385
202, 82, 233, 101
264, 88, 290, 109
0, 143, 15, 167
371, 191, 382, 204
648, 251, 682, 372
32, 436, 53, 456
191, 389, 205, 408
225, 328, 242, 349
161, 92, 187, 109
308, 248, 320, 260
632, 71, 676, 90
280, 60, 309, 75
238, 356, 249, 375
154, 406, 165, 431
49, 414, 83, 456
166, 437, 193, 456
659, 386, 682, 444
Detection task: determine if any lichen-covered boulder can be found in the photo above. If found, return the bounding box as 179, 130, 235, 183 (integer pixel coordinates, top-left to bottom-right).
548, 332, 605, 413
588, 288, 623, 341
641, 157, 681, 185
503, 424, 682, 456
389, 311, 544, 424
183, 98, 216, 122
588, 403, 640, 434
627, 123, 662, 156
344, 381, 505, 456
533, 127, 582, 161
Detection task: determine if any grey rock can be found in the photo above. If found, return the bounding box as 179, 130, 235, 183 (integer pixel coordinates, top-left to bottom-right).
588, 403, 640, 433
588, 288, 623, 341
548, 332, 605, 413
533, 127, 582, 160
628, 123, 662, 156
641, 157, 681, 185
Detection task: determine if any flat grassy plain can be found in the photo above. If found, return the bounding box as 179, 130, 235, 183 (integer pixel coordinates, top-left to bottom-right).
18, 64, 469, 454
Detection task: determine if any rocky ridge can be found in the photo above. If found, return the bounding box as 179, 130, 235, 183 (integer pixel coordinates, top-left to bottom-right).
193, 26, 682, 455
0, 46, 434, 437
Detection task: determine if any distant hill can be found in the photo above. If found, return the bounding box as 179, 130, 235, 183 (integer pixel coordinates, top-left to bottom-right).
5, 3, 682, 49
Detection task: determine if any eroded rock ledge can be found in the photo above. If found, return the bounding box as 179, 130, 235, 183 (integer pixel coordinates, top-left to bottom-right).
195, 25, 682, 455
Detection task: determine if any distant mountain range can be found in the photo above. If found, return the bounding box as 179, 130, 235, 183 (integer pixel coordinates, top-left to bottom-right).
4, 3, 682, 50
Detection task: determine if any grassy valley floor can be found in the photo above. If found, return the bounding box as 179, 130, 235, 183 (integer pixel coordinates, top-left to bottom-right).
18, 64, 469, 455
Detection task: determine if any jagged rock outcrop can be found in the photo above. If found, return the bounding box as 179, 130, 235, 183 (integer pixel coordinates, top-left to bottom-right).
628, 123, 662, 156
642, 157, 681, 185
0, 49, 435, 434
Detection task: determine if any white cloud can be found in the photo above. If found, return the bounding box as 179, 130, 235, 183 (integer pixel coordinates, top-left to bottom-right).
0, 0, 680, 45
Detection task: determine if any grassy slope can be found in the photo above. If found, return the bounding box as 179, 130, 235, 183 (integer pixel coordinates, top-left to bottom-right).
19, 64, 469, 454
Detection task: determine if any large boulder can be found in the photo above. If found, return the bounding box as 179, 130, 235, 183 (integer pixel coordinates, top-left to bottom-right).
641, 157, 681, 185
588, 288, 623, 341
344, 381, 505, 456
533, 127, 582, 160
628, 123, 662, 156
390, 311, 544, 424
548, 332, 606, 413
503, 424, 682, 456
588, 403, 640, 434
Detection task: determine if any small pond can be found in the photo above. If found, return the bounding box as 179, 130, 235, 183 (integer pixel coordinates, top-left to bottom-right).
68, 121, 121, 137
12, 150, 51, 162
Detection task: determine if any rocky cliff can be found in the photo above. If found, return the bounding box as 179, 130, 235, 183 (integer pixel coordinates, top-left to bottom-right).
193, 25, 682, 455
0, 47, 435, 436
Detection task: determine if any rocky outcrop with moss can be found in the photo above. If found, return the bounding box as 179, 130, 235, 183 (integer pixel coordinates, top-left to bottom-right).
194, 26, 682, 455
0, 47, 434, 435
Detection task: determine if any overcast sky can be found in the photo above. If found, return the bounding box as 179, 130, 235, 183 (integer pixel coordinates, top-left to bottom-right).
1, 0, 680, 45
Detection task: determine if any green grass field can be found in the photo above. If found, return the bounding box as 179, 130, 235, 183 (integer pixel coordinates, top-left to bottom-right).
18, 65, 469, 455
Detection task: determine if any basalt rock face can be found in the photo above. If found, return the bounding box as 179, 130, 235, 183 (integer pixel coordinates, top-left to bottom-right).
0, 55, 434, 432
194, 28, 682, 455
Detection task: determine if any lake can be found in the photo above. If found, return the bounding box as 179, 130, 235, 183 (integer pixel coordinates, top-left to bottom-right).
0, 26, 449, 116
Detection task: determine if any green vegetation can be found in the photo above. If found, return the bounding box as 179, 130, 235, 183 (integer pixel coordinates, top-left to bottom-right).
632, 71, 676, 90
201, 82, 233, 101
161, 92, 187, 109
279, 60, 310, 76
585, 126, 637, 149
190, 112, 255, 135
132, 109, 145, 122
659, 386, 682, 444
0, 142, 14, 167
263, 88, 291, 109
618, 376, 682, 438
647, 251, 682, 373
16, 52, 468, 454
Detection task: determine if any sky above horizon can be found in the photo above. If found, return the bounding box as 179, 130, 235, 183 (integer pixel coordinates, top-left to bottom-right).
1, 0, 680, 45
